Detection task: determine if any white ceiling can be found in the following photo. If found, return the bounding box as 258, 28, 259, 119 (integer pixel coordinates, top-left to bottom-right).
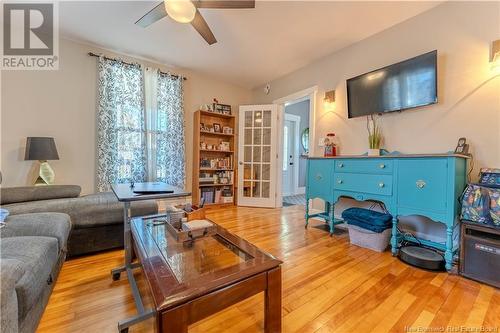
59, 1, 441, 88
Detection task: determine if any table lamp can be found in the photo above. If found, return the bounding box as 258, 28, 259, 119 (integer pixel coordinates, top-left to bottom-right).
25, 137, 59, 185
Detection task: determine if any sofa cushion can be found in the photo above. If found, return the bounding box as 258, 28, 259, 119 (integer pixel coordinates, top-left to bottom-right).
1, 259, 26, 333
1, 185, 81, 205
0, 213, 71, 252
72, 192, 158, 228
1, 237, 59, 321
3, 192, 158, 229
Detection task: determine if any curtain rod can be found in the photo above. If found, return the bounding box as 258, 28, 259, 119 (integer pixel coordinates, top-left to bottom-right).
87, 52, 187, 81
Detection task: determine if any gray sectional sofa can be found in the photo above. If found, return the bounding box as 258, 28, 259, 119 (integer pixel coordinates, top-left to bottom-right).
1, 212, 71, 333
1, 185, 158, 256
0, 185, 159, 332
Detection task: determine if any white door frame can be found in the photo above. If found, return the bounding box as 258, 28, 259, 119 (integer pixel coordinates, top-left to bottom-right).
273, 86, 318, 207
283, 113, 301, 196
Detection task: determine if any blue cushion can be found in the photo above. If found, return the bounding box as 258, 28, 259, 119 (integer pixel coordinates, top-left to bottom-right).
341, 207, 393, 232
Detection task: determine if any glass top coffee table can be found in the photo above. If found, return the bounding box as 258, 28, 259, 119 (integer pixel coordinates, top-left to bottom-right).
131, 215, 283, 333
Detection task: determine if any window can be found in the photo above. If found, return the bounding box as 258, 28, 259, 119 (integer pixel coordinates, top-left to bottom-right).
282, 126, 288, 171
96, 58, 185, 192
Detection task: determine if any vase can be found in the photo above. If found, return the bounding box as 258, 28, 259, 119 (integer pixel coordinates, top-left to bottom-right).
368, 148, 380, 156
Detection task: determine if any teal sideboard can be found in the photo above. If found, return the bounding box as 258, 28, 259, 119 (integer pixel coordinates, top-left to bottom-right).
305, 154, 468, 270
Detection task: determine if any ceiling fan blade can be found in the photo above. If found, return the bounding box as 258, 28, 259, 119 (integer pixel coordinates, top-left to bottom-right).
194, 0, 255, 9
135, 2, 167, 28
191, 9, 217, 45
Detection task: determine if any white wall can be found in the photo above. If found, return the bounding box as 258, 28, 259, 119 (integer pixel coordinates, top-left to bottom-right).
1, 38, 252, 194
253, 1, 500, 174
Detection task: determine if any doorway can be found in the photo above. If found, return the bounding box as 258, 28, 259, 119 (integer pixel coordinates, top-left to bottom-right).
282, 99, 310, 206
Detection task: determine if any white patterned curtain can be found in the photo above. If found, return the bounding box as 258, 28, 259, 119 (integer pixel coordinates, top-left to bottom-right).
96, 57, 147, 192
154, 72, 185, 188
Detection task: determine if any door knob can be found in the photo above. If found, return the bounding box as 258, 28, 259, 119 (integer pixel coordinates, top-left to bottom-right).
379, 183, 385, 188
239, 161, 243, 165
315, 174, 323, 180
416, 180, 426, 189
338, 163, 344, 168
337, 179, 343, 184
379, 164, 386, 169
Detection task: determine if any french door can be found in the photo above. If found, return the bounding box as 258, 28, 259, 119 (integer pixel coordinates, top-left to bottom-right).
237, 105, 278, 207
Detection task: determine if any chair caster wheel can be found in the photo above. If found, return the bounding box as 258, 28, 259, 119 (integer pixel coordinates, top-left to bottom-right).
112, 272, 121, 281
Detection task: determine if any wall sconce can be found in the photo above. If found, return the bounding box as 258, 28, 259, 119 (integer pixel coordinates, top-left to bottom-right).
490, 40, 500, 63
323, 90, 335, 110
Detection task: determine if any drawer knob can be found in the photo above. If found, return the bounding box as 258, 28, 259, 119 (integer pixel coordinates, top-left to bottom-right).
379, 164, 385, 169
337, 179, 343, 184
339, 163, 344, 168
416, 180, 426, 189
379, 183, 385, 188
315, 174, 323, 180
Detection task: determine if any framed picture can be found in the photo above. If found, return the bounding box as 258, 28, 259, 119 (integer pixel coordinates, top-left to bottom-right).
213, 123, 221, 133
454, 137, 469, 155
222, 126, 233, 134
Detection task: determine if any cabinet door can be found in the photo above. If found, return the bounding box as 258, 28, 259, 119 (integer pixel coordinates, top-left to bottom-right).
307, 159, 333, 201
397, 159, 448, 213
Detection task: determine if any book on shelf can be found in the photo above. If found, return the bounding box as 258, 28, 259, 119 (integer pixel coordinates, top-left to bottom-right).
199, 185, 234, 204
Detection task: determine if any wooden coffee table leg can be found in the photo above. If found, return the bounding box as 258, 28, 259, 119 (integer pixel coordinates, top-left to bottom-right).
265, 266, 282, 333
161, 306, 188, 333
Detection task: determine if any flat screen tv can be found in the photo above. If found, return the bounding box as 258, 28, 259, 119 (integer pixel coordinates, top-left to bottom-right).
347, 50, 437, 118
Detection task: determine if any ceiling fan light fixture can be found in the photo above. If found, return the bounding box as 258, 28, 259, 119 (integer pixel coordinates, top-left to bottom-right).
164, 0, 196, 23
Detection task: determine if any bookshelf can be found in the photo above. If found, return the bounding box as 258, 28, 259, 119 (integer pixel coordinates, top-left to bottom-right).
193, 110, 236, 207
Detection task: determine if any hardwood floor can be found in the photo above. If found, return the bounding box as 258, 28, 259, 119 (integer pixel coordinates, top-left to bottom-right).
38, 205, 499, 333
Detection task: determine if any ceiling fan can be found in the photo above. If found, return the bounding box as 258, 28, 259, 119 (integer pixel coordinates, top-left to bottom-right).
135, 0, 256, 45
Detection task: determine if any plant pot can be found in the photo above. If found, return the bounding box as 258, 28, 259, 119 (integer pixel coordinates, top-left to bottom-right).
368, 148, 380, 156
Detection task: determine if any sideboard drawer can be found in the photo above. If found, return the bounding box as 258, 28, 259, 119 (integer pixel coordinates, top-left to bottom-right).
397, 159, 448, 212
335, 159, 393, 174
307, 159, 334, 200
333, 173, 393, 196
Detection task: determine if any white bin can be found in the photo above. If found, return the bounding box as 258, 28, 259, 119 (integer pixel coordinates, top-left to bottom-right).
347, 225, 392, 252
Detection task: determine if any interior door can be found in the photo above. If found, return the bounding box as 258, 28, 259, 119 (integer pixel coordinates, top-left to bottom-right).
238, 105, 278, 207
282, 119, 295, 196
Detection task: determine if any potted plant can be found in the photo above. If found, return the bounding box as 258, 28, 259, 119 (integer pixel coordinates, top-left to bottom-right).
367, 114, 383, 156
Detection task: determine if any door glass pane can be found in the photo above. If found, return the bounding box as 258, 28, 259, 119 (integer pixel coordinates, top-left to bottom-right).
244, 146, 252, 163
263, 110, 271, 127
253, 147, 261, 162
253, 181, 261, 197
243, 164, 252, 180
253, 128, 262, 145
262, 182, 270, 198
263, 128, 271, 145
283, 126, 288, 171
243, 181, 252, 197
254, 111, 263, 127
245, 111, 253, 127
262, 147, 271, 163
244, 129, 252, 145
262, 164, 270, 180
253, 164, 261, 180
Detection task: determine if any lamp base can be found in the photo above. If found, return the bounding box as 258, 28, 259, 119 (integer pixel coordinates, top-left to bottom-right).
34, 161, 55, 185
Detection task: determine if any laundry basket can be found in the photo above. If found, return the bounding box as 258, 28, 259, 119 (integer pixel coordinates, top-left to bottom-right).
342, 207, 393, 252
347, 225, 392, 252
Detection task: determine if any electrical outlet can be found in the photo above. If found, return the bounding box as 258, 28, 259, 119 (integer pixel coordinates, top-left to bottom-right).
318, 138, 325, 147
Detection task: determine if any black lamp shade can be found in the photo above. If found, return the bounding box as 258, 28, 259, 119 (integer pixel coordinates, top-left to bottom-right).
24, 137, 59, 161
